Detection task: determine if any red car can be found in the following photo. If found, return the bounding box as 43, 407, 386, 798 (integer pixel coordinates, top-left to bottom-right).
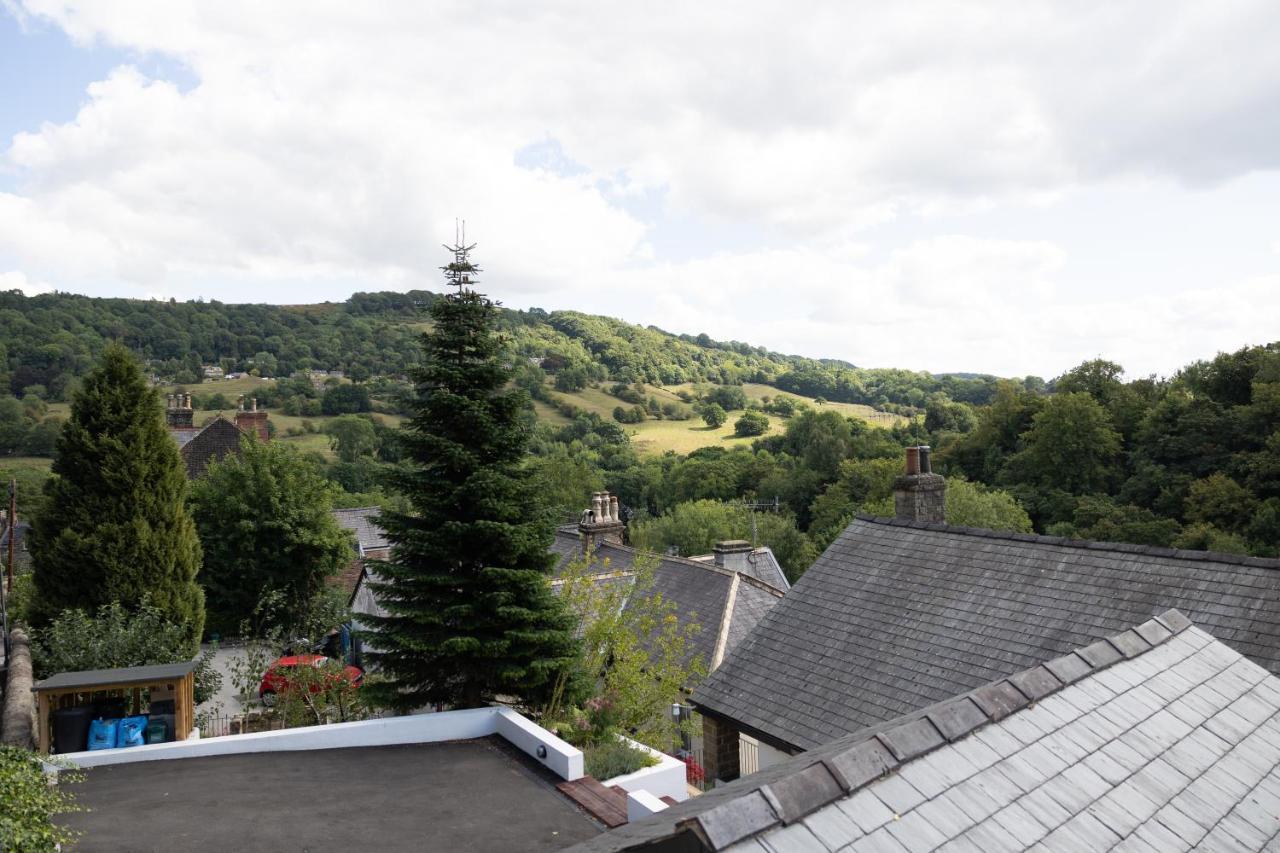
258, 654, 363, 707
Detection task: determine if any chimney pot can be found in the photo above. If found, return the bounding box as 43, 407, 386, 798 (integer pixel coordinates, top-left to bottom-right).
893, 446, 945, 523
579, 491, 625, 553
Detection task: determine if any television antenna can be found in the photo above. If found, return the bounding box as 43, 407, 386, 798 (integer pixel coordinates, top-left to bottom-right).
441, 219, 480, 293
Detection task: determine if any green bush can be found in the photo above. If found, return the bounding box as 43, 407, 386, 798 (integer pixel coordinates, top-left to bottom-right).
583, 739, 658, 781
0, 746, 81, 852
734, 411, 769, 437
31, 602, 223, 704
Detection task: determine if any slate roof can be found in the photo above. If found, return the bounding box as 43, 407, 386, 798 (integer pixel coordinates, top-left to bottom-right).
549, 529, 787, 672
566, 611, 1280, 852
688, 547, 790, 591
332, 506, 390, 552
353, 528, 786, 672
693, 515, 1280, 751
179, 416, 249, 478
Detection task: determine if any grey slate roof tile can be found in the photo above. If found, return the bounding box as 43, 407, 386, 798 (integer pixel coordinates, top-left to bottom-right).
798, 804, 862, 850
870, 774, 926, 816
845, 828, 911, 853
693, 517, 1280, 752
884, 810, 951, 851
835, 789, 895, 834
567, 617, 1280, 853
751, 821, 824, 853
987, 801, 1049, 844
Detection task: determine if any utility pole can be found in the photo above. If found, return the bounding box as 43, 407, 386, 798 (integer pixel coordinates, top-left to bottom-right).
5, 478, 14, 592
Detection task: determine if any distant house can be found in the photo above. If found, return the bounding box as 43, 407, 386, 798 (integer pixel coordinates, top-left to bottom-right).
0, 515, 31, 573
348, 492, 789, 674
201, 365, 224, 380
164, 393, 270, 478
331, 506, 391, 601
689, 447, 1280, 783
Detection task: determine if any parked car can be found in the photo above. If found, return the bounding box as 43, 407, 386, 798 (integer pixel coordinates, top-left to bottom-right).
258, 654, 363, 707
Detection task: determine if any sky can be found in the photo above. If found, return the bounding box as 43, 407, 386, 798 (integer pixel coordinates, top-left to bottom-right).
2, 2, 1279, 380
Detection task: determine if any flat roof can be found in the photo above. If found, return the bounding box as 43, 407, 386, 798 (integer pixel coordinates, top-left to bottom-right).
62, 737, 602, 852
37, 660, 197, 691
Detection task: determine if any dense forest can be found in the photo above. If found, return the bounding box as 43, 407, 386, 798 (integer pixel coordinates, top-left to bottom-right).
0, 290, 1006, 410
1, 288, 1275, 575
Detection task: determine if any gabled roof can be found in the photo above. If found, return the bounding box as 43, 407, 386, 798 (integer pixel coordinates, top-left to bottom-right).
693, 515, 1280, 751
549, 529, 787, 672
567, 611, 1280, 852
179, 416, 249, 478
687, 546, 790, 591
331, 506, 390, 552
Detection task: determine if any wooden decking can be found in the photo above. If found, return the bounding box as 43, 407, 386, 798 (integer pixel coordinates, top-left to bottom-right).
557, 776, 629, 827
556, 776, 682, 827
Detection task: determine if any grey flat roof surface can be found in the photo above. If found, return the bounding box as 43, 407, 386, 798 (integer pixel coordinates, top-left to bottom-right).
37, 660, 197, 691
63, 737, 602, 852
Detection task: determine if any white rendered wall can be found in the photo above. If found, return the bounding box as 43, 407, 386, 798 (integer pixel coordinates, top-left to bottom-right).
602, 736, 689, 803
59, 707, 583, 781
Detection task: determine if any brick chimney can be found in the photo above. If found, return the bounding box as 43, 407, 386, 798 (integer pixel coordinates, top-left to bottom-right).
893, 445, 946, 523
166, 393, 193, 428
578, 491, 625, 554
712, 540, 753, 573
235, 396, 269, 442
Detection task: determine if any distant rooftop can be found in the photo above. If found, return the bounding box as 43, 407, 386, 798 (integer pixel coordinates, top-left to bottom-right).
332, 505, 390, 551
549, 528, 786, 671
64, 737, 602, 853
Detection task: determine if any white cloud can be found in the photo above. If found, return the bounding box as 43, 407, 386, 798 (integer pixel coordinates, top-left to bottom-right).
0, 269, 52, 295
1, 1, 1279, 377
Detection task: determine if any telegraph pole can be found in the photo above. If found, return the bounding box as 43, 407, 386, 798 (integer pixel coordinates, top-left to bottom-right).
5, 479, 14, 592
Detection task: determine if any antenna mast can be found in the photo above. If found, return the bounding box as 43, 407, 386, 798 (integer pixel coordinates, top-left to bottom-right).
441, 218, 480, 293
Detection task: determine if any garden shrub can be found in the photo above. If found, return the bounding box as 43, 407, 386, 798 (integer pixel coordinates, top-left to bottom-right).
31, 602, 223, 704
0, 746, 81, 852
583, 738, 658, 780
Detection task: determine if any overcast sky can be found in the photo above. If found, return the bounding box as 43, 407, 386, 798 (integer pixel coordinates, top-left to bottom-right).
2, 2, 1279, 379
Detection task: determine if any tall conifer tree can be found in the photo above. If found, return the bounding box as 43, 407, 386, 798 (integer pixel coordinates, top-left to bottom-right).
365, 238, 577, 710
31, 343, 205, 647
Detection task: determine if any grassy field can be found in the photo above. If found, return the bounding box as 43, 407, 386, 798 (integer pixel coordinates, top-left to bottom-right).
160, 376, 277, 399
0, 456, 53, 476
540, 380, 906, 456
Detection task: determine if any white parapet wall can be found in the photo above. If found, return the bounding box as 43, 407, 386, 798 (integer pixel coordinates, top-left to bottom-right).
626, 790, 670, 822
57, 707, 583, 781
602, 736, 689, 803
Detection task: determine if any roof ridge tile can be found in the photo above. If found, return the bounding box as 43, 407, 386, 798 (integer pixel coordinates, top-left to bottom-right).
849, 514, 1280, 570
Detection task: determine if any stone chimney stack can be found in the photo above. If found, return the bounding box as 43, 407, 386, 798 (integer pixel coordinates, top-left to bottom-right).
893, 445, 946, 523
235, 397, 270, 442
713, 540, 753, 573
166, 392, 194, 429
578, 491, 626, 554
